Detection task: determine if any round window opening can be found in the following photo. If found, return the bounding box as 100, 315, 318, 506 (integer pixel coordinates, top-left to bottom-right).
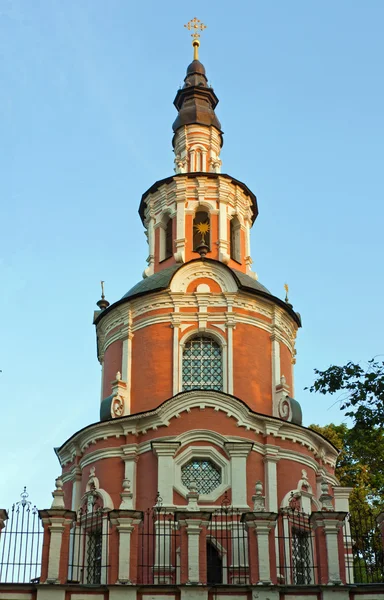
181, 459, 222, 495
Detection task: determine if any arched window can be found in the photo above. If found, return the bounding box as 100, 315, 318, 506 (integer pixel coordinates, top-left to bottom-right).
193, 210, 210, 252
159, 216, 173, 262
182, 336, 223, 391
165, 218, 173, 259
230, 216, 241, 263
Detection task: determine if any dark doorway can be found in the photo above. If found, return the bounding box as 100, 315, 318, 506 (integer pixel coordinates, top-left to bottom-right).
207, 540, 222, 585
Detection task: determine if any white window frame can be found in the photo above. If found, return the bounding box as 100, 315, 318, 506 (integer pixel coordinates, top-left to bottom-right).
174, 446, 230, 502
178, 329, 228, 394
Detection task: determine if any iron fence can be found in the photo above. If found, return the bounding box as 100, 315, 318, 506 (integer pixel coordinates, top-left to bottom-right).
67, 498, 110, 585
0, 488, 43, 583
138, 498, 180, 584
344, 507, 384, 583
276, 507, 318, 585
207, 497, 249, 584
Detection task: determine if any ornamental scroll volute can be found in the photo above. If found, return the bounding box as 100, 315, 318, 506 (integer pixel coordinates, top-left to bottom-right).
110, 371, 128, 419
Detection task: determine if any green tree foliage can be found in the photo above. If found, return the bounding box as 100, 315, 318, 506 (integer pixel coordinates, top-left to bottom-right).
307, 359, 384, 428
308, 361, 384, 582
307, 359, 384, 506
309, 423, 384, 510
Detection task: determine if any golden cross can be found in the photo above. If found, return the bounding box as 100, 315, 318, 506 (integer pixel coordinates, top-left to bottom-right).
284, 283, 289, 303
184, 17, 207, 60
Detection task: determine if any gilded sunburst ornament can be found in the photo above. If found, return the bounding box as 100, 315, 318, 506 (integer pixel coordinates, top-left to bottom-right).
194, 221, 210, 244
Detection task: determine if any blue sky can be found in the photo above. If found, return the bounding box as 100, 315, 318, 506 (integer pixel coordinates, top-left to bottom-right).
1, 0, 383, 511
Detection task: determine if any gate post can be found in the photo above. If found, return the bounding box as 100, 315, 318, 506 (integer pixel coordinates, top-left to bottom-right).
310, 511, 347, 585
39, 477, 76, 584
109, 509, 143, 584
175, 510, 211, 584
243, 512, 278, 584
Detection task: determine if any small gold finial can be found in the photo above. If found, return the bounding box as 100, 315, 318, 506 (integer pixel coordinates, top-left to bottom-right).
284, 283, 289, 303
97, 280, 110, 311
184, 17, 207, 61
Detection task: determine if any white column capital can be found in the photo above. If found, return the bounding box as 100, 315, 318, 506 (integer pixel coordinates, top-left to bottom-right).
121, 443, 139, 461
225, 441, 253, 458
152, 441, 180, 457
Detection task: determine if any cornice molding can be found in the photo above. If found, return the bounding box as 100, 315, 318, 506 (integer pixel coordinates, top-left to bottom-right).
57, 391, 338, 469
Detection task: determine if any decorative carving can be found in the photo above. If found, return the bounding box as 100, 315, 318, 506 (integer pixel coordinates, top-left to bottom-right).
288, 492, 301, 511
50, 476, 65, 509
119, 478, 134, 509
112, 396, 124, 417
297, 469, 312, 493
252, 481, 266, 512
319, 478, 334, 511
278, 396, 291, 420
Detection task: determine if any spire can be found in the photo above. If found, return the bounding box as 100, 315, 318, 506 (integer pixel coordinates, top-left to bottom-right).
173, 19, 222, 135
96, 280, 110, 310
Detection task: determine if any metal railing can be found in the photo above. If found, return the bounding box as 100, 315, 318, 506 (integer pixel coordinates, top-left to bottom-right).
276, 507, 318, 585
68, 499, 110, 585
207, 497, 249, 584
344, 506, 384, 583
138, 501, 180, 584
0, 488, 43, 584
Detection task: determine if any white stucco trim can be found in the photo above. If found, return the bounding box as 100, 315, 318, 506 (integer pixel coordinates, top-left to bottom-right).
178, 328, 228, 394
174, 445, 230, 502
170, 261, 238, 294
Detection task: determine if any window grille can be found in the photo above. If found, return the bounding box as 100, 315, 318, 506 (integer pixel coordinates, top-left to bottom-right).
277, 508, 317, 584
292, 527, 312, 584
165, 218, 173, 259
182, 337, 223, 391
181, 459, 221, 495
86, 528, 103, 584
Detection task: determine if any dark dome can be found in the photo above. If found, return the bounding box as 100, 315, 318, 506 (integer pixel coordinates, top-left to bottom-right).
186, 60, 206, 75
121, 262, 272, 301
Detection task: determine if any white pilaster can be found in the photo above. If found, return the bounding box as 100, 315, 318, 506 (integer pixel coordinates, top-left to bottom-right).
245, 514, 277, 584
152, 442, 180, 506
144, 215, 155, 277
263, 446, 280, 512
225, 316, 235, 395
172, 322, 180, 396
271, 336, 281, 417
186, 519, 202, 583
122, 338, 128, 382
70, 466, 82, 512
174, 190, 186, 263
225, 442, 253, 507
121, 444, 138, 508
126, 314, 133, 414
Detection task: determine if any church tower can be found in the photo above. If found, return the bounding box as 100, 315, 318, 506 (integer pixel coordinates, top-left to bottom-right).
3, 20, 373, 600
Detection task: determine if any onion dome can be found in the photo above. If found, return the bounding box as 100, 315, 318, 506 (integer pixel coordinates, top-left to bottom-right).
172, 58, 222, 134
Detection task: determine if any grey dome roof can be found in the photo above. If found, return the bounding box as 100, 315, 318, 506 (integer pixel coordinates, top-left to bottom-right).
121, 262, 271, 301
94, 259, 301, 328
